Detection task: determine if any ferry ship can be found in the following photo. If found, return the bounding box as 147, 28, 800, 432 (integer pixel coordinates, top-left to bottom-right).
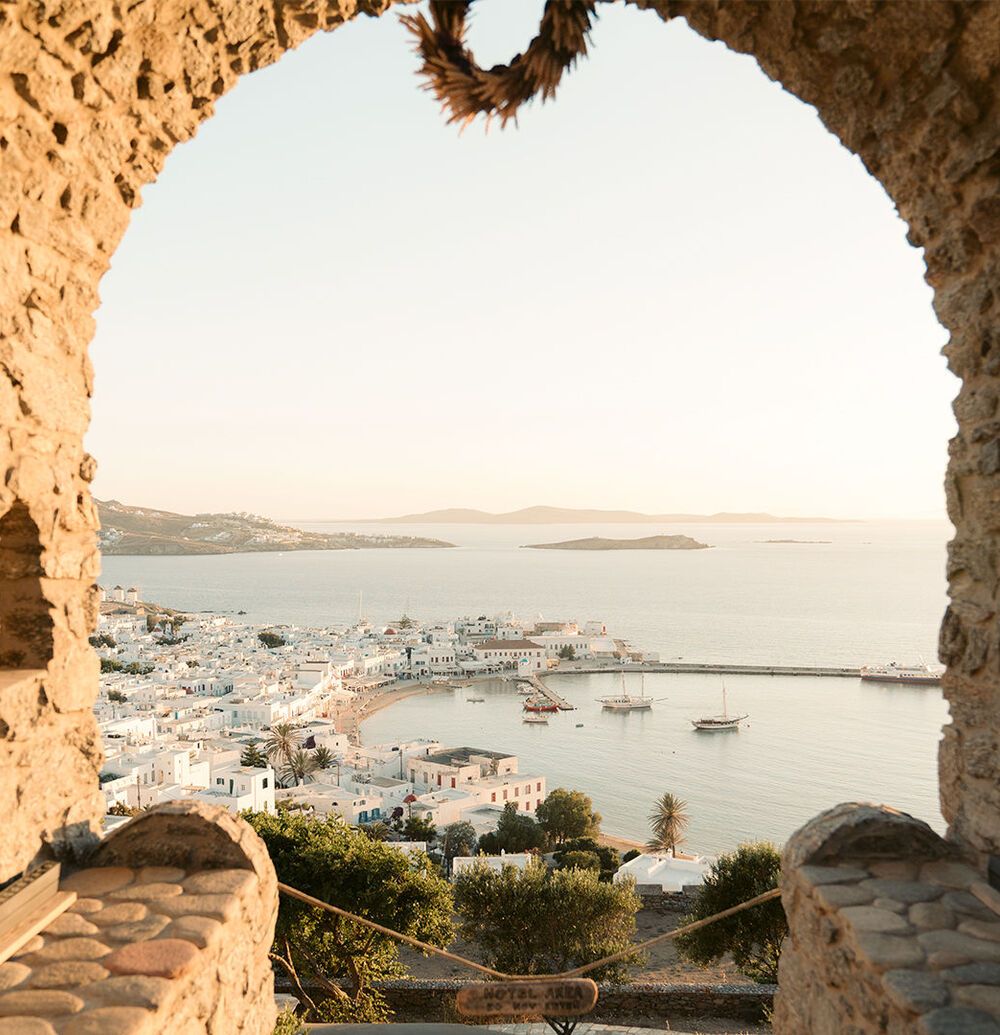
859, 662, 942, 686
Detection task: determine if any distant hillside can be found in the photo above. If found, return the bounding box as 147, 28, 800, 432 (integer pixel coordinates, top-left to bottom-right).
96, 500, 453, 555
524, 535, 711, 551
362, 505, 843, 524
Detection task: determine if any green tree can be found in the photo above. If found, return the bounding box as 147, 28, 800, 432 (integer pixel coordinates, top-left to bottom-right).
107, 689, 127, 703
281, 748, 319, 787
478, 802, 546, 854
675, 842, 786, 984
266, 722, 302, 769
622, 848, 641, 863
559, 850, 600, 874
241, 743, 267, 768
647, 792, 689, 856
259, 631, 287, 649
402, 815, 437, 843
363, 821, 391, 842
100, 658, 122, 673
554, 837, 620, 881
440, 821, 478, 860
535, 788, 601, 845
453, 859, 641, 980
398, 615, 415, 629
247, 811, 454, 1023
312, 746, 334, 769
558, 645, 576, 660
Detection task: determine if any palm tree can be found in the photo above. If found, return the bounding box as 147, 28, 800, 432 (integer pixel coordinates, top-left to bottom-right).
281, 748, 319, 788
312, 746, 334, 770
647, 792, 689, 857
265, 722, 301, 769
240, 742, 267, 768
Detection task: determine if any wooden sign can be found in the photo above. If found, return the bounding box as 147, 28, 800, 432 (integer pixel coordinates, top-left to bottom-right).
456, 978, 598, 1018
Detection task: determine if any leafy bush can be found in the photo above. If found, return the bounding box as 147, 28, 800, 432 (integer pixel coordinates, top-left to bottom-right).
622, 849, 641, 863
478, 802, 546, 854
559, 850, 601, 873
259, 631, 286, 649
246, 810, 454, 1023
554, 837, 620, 881
453, 858, 641, 980
674, 841, 786, 983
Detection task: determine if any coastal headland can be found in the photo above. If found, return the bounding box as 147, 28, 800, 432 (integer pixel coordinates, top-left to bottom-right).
97, 498, 454, 555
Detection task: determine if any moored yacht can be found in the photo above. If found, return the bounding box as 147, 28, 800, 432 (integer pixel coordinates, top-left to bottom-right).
691, 684, 747, 731
598, 673, 653, 711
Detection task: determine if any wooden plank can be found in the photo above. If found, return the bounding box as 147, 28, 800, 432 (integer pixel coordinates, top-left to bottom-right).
456, 979, 598, 1018
0, 891, 77, 966
0, 862, 61, 933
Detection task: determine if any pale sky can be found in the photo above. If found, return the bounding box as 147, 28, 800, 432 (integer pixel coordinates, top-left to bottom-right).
87, 1, 956, 521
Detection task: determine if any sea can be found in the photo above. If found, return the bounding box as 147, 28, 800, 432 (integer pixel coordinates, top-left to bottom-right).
101, 519, 952, 854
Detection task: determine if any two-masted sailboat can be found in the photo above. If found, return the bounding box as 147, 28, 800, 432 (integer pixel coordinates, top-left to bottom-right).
598, 673, 654, 712
691, 684, 747, 731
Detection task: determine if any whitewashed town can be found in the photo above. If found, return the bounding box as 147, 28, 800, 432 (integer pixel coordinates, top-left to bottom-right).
93, 584, 696, 888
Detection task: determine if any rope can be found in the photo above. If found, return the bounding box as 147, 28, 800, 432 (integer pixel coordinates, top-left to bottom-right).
277, 880, 782, 981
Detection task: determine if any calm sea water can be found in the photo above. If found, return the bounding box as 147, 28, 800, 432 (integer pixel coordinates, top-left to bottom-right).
101, 519, 951, 852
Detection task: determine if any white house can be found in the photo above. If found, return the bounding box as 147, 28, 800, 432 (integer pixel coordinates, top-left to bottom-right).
613, 852, 713, 893
194, 765, 275, 814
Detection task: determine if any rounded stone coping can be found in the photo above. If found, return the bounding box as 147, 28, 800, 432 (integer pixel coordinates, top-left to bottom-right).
0, 864, 262, 1032
87, 802, 276, 894
783, 802, 953, 871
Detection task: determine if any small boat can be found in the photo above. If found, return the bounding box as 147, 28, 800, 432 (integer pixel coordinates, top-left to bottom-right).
575, 723, 584, 728
523, 714, 548, 725
523, 697, 559, 713
466, 696, 485, 703
517, 683, 534, 696
691, 684, 747, 731
598, 673, 653, 712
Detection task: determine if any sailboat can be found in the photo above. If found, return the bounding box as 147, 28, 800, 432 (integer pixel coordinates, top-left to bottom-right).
598, 673, 654, 712
691, 684, 747, 731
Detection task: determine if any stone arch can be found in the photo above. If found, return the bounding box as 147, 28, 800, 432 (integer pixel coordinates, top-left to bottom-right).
2, 1, 999, 1029
0, 499, 53, 669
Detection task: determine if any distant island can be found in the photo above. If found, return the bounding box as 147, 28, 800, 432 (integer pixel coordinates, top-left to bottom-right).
96, 499, 454, 555
524, 534, 711, 551
356, 505, 844, 524
757, 539, 833, 544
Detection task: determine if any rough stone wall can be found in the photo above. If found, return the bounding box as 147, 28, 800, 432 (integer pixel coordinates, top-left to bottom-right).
0, 0, 388, 883
646, 0, 1000, 869
775, 803, 1000, 1034
2, 0, 999, 1028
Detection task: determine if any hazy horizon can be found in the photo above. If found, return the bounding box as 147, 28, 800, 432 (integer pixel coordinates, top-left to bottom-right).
87, 1, 955, 521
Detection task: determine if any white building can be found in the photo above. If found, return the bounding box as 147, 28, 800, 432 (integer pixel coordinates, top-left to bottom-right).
194, 765, 275, 814
472, 639, 546, 672
613, 852, 712, 893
